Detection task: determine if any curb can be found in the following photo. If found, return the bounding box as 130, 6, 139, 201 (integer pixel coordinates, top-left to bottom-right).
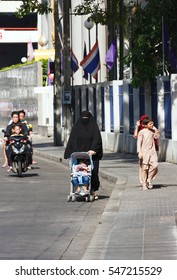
82, 183, 125, 259
99, 170, 127, 185
34, 149, 68, 165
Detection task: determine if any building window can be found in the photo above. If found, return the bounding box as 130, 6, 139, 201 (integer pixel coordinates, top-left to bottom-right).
139, 86, 145, 117
0, 13, 37, 28
119, 85, 124, 133
109, 86, 114, 132
101, 87, 105, 131
151, 81, 158, 127
93, 87, 97, 120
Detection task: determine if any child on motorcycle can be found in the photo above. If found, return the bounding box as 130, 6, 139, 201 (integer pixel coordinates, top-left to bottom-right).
11, 124, 26, 137
5, 123, 32, 172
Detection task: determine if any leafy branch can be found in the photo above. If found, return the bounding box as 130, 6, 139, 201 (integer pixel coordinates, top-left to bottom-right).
16, 0, 52, 18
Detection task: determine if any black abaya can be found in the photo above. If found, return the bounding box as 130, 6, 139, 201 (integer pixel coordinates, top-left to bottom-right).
64, 111, 103, 191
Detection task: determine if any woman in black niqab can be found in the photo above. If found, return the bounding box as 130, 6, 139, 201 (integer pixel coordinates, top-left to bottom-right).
64, 111, 103, 197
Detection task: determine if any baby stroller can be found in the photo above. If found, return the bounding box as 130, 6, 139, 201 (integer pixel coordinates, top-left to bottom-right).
67, 152, 94, 202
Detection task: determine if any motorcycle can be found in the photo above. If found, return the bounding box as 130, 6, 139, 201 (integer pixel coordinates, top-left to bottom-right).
2, 129, 30, 177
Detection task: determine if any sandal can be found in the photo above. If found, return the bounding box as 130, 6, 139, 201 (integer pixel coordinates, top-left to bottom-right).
91, 192, 98, 200
2, 162, 8, 168
6, 166, 12, 172
147, 182, 153, 189
141, 184, 148, 191
84, 190, 89, 194
75, 187, 81, 194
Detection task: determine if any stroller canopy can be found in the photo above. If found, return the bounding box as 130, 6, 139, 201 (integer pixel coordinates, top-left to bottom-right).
69, 152, 93, 169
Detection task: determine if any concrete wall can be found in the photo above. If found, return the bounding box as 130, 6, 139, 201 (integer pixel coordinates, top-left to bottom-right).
34, 85, 54, 137
0, 62, 42, 130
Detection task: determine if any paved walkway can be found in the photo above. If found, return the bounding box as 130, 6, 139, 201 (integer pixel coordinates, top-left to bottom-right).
32, 134, 177, 260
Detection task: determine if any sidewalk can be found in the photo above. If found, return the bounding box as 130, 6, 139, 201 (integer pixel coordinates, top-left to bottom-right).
32, 134, 177, 260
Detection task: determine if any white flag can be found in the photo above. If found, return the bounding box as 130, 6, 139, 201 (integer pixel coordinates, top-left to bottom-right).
27, 39, 34, 61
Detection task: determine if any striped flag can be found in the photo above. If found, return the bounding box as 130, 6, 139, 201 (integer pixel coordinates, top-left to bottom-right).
27, 39, 34, 61
80, 40, 100, 80
70, 49, 79, 73
83, 42, 88, 80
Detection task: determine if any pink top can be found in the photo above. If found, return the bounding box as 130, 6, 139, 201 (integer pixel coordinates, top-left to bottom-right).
75, 163, 89, 175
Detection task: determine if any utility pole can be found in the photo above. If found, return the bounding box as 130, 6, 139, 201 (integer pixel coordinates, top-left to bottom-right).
63, 0, 72, 145
53, 0, 62, 146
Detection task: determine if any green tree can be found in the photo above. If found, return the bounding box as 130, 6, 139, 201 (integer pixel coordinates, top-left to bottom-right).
73, 0, 120, 25
16, 0, 52, 18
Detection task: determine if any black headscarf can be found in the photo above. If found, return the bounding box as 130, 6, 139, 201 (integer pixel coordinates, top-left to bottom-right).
64, 111, 103, 160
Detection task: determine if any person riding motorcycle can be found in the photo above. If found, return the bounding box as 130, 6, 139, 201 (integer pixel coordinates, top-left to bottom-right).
3, 111, 32, 172
18, 109, 37, 165
5, 124, 30, 172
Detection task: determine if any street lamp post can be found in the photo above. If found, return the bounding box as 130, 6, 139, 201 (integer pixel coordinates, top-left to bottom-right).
84, 17, 94, 83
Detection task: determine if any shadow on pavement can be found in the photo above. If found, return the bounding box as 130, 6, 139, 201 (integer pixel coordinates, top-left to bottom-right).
33, 142, 54, 148
8, 173, 39, 178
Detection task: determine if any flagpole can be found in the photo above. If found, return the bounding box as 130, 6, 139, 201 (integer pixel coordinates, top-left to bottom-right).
88, 28, 92, 83
96, 23, 98, 83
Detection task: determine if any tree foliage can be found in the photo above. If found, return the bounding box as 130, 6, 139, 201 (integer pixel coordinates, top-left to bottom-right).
73, 0, 120, 25
16, 0, 52, 18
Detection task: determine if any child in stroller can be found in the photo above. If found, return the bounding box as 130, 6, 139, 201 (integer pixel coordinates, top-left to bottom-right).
69, 152, 93, 199
73, 159, 90, 194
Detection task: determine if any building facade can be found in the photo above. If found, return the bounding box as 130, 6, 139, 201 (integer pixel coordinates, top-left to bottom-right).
0, 0, 54, 68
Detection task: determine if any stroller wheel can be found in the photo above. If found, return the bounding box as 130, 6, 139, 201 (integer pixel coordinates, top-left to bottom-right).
89, 195, 94, 202
67, 195, 71, 202
71, 195, 76, 202
85, 196, 89, 202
